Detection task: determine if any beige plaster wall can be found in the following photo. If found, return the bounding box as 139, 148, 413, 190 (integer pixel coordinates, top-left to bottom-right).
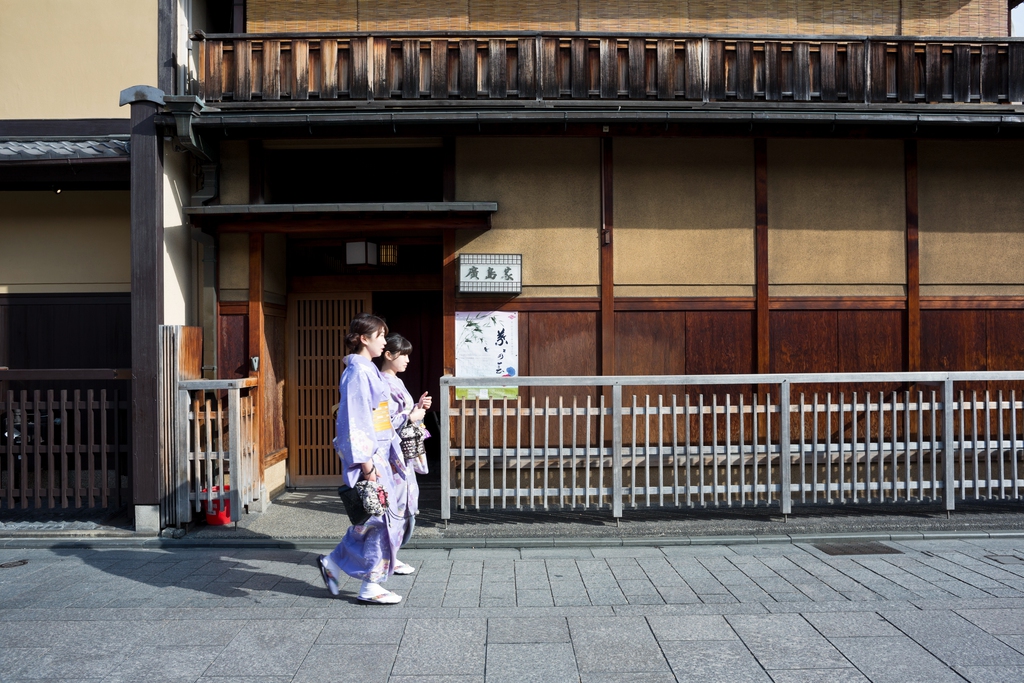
219, 141, 250, 205
614, 138, 755, 295
164, 143, 193, 325
265, 459, 287, 498
919, 141, 1024, 295
219, 233, 249, 301
0, 0, 157, 120
767, 139, 905, 296
455, 138, 600, 294
0, 191, 129, 292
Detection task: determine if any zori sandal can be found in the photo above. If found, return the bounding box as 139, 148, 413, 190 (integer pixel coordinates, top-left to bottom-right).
357, 589, 402, 604
393, 560, 416, 575
317, 555, 340, 596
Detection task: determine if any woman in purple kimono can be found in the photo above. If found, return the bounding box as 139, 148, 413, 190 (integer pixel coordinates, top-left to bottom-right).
379, 334, 431, 574
317, 313, 407, 604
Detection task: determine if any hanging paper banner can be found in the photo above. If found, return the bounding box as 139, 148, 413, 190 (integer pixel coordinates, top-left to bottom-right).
455, 311, 519, 400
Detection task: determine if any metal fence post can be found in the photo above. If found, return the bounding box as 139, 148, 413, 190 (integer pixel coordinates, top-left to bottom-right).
227, 386, 242, 523
612, 383, 623, 519
780, 380, 792, 515
943, 377, 955, 511
441, 379, 451, 522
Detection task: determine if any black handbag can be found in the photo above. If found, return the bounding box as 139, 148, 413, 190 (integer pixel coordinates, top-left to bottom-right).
337, 484, 370, 526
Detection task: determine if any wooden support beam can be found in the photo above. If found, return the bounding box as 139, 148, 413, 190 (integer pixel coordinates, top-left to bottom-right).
600, 137, 614, 376
128, 97, 164, 509
905, 139, 920, 371
755, 138, 769, 374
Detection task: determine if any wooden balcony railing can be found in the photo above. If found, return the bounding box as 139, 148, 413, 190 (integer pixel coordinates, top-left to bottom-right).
196, 33, 1024, 106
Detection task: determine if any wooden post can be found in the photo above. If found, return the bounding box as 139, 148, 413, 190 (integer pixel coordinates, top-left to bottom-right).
248, 234, 264, 488
126, 92, 164, 531
755, 139, 769, 374
600, 137, 615, 377
905, 139, 920, 371
157, 0, 176, 94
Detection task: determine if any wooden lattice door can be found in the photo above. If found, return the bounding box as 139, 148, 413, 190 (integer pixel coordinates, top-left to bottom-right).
287, 292, 371, 486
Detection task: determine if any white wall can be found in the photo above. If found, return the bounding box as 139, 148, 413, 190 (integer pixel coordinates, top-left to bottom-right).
163, 143, 193, 325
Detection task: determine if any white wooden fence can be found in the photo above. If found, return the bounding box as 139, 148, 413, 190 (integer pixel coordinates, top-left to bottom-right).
175, 378, 259, 525
440, 372, 1024, 520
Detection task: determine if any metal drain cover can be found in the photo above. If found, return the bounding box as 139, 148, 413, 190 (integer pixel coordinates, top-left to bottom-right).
813, 541, 902, 556
986, 555, 1024, 565
0, 559, 28, 569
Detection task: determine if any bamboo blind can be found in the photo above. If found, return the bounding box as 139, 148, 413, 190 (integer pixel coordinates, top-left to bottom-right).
246, 0, 1007, 36
903, 0, 1006, 36
247, 0, 357, 32
360, 0, 469, 31
470, 0, 577, 31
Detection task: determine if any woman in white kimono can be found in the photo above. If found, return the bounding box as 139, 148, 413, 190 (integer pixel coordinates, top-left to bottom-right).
317, 313, 407, 604
379, 333, 431, 574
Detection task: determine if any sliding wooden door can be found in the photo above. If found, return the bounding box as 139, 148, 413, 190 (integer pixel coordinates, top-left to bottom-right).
287, 292, 371, 486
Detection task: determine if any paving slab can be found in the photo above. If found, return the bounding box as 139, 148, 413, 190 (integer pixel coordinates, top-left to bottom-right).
484, 642, 578, 683
569, 616, 670, 674
660, 639, 773, 683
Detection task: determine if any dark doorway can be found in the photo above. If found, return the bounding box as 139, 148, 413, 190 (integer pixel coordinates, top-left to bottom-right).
372, 290, 444, 479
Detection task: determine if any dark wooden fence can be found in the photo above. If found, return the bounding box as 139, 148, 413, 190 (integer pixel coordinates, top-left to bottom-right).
0, 369, 130, 510
196, 33, 1024, 105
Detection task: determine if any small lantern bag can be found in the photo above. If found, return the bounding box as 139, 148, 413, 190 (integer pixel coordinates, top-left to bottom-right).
397, 422, 427, 461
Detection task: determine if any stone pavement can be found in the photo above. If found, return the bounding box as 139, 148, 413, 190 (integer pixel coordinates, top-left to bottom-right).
2, 536, 1024, 682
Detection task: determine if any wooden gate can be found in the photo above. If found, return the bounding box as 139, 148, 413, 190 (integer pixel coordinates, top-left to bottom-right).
287, 292, 371, 486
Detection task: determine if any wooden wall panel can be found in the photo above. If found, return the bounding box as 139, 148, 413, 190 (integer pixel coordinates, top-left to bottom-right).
262, 312, 287, 460
1, 294, 131, 370
771, 310, 838, 399
524, 311, 599, 407
686, 311, 755, 376
0, 293, 131, 396
526, 312, 599, 377
921, 310, 987, 371
614, 311, 686, 377
770, 311, 839, 374
984, 310, 1024, 397
614, 311, 686, 403
837, 310, 904, 373
685, 309, 756, 404
987, 311, 1024, 371
218, 313, 249, 379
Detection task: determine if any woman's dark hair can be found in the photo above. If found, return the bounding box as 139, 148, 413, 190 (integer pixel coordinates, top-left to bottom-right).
345, 313, 388, 354
383, 333, 413, 358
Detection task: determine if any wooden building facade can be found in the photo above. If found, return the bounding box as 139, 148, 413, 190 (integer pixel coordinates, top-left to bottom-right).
4, 0, 1024, 530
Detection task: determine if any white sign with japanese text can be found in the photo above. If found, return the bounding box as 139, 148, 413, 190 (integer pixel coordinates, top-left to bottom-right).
455, 311, 519, 399
458, 254, 522, 294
